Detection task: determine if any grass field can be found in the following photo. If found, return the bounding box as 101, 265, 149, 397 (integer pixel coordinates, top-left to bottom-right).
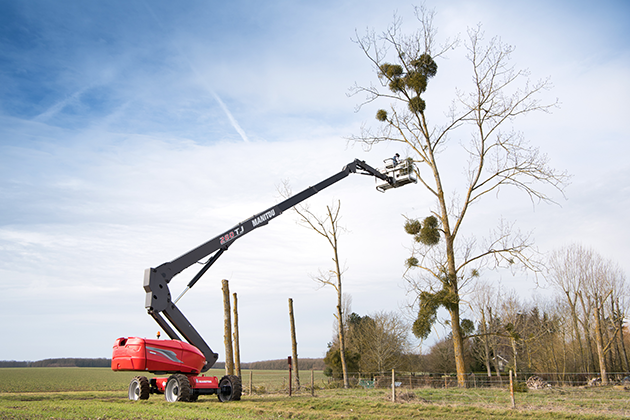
0, 368, 327, 393
1, 368, 629, 419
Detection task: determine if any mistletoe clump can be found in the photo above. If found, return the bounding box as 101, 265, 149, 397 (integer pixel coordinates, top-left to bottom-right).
404, 215, 440, 246
376, 53, 437, 121
412, 287, 459, 340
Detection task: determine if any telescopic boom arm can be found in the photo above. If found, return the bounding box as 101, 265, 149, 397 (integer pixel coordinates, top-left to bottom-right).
143, 159, 395, 371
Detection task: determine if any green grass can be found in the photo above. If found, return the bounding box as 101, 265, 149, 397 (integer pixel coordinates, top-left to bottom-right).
1, 368, 629, 419
0, 368, 327, 393
0, 368, 138, 393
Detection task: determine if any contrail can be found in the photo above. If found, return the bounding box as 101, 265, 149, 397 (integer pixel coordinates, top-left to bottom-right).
33, 86, 89, 122
210, 91, 250, 143
143, 1, 250, 143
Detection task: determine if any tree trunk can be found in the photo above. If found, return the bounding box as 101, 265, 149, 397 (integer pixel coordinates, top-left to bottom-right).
481, 310, 492, 377
488, 308, 503, 384
610, 296, 625, 372
493, 355, 503, 384
549, 333, 560, 374
593, 302, 608, 384
448, 304, 466, 387
337, 300, 349, 389
331, 219, 349, 390
561, 327, 568, 383
510, 336, 518, 378
222, 279, 234, 376
233, 292, 241, 379
444, 233, 466, 387
578, 292, 596, 372
615, 298, 630, 371
288, 298, 300, 390
562, 291, 585, 372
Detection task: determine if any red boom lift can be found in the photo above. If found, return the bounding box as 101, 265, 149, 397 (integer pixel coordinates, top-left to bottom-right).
112, 158, 416, 402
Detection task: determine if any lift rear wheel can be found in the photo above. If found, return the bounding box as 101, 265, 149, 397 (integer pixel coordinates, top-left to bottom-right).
128, 376, 150, 401
217, 375, 242, 402
165, 374, 191, 402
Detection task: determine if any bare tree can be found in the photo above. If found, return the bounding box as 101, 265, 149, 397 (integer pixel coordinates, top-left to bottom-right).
585, 253, 626, 384
350, 6, 568, 386
548, 245, 591, 372
366, 312, 410, 373
280, 182, 351, 388
548, 244, 628, 383
468, 280, 498, 377
497, 292, 526, 378
348, 311, 410, 374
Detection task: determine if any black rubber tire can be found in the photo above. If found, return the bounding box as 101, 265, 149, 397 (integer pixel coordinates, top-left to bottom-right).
217, 375, 242, 402
164, 374, 191, 402
128, 376, 150, 401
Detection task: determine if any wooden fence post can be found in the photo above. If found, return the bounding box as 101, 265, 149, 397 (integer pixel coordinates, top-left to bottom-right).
391, 369, 396, 402
509, 370, 516, 409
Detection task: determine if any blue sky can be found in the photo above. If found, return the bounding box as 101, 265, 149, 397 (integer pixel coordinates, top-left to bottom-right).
1, 0, 629, 362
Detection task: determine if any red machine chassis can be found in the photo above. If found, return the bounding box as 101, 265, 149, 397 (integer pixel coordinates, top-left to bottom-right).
112, 337, 206, 374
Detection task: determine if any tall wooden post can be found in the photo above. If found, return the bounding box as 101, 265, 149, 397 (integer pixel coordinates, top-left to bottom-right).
222, 279, 234, 376
233, 292, 241, 379
288, 298, 300, 390
288, 356, 293, 397
509, 370, 515, 409
391, 369, 396, 402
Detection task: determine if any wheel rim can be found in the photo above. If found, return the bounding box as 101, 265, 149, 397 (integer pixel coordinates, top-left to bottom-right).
129, 380, 140, 401
217, 375, 241, 402
165, 379, 179, 402
218, 378, 232, 401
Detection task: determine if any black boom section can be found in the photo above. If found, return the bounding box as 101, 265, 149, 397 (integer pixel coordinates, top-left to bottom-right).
143, 159, 393, 371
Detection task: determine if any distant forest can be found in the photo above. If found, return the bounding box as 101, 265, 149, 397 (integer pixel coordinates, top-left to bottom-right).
0, 357, 325, 370
215, 358, 326, 371
0, 358, 111, 368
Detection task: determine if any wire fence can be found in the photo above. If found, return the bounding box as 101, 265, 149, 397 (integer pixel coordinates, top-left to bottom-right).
327, 371, 630, 389
240, 368, 630, 395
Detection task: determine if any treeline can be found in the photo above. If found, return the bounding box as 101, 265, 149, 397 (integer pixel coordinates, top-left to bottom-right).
1, 357, 325, 370
456, 245, 629, 383
323, 244, 630, 383
0, 358, 111, 368
325, 304, 630, 379
214, 358, 325, 370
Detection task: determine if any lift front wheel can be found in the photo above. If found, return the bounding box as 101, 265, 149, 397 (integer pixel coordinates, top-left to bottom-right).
165, 374, 191, 402
218, 375, 242, 402
128, 376, 150, 401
